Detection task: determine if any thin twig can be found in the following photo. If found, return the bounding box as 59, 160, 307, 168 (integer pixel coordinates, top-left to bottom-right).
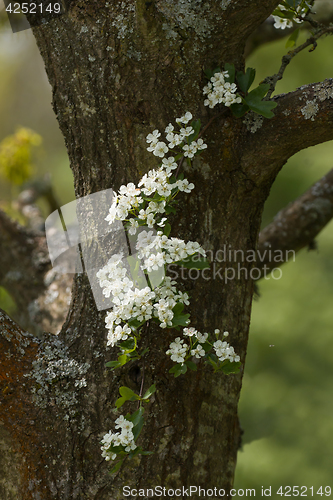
264, 25, 333, 99
175, 156, 185, 179
139, 361, 145, 399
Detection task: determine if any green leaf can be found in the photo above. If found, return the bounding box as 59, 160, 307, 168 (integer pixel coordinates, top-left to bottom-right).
236, 67, 256, 93
128, 318, 145, 329
120, 337, 136, 352
176, 254, 210, 270
165, 205, 177, 215
244, 84, 277, 119
207, 358, 219, 371
286, 0, 302, 7
132, 412, 145, 441
128, 407, 144, 426
201, 342, 212, 353
245, 83, 270, 102
172, 314, 190, 327
118, 354, 129, 366
247, 100, 277, 119
115, 396, 127, 409
204, 67, 221, 79
224, 62, 235, 83
272, 9, 295, 20
185, 360, 198, 371
163, 223, 171, 237
169, 363, 188, 377
171, 302, 190, 328
119, 386, 139, 399
105, 360, 122, 369
173, 302, 184, 315
116, 386, 140, 408
229, 102, 249, 118
142, 384, 156, 400
109, 460, 123, 475
188, 119, 201, 142
286, 28, 300, 48
220, 360, 241, 375
140, 450, 154, 456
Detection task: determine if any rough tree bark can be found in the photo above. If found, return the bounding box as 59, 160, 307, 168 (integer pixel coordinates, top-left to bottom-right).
1, 1, 333, 498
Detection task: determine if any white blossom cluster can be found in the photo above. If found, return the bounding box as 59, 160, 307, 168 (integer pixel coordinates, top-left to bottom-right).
101, 415, 136, 461
97, 256, 195, 344
146, 111, 207, 159
166, 327, 240, 365
105, 114, 206, 233
203, 71, 242, 109
213, 338, 240, 363
99, 113, 209, 347
272, 3, 307, 29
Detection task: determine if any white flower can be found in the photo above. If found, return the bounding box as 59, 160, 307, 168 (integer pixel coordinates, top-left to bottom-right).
128, 219, 139, 235
179, 126, 194, 137
157, 217, 168, 227
272, 15, 293, 29
162, 157, 177, 174
203, 72, 241, 109
176, 112, 193, 124
183, 327, 198, 337
196, 138, 207, 150
213, 339, 240, 363
196, 332, 208, 343
153, 141, 169, 158
119, 182, 140, 197
144, 252, 165, 272
176, 291, 189, 305
176, 179, 195, 193
146, 213, 155, 228
191, 345, 205, 358
165, 123, 174, 134
146, 129, 161, 144
107, 324, 131, 347
166, 337, 188, 363
105, 197, 118, 224
101, 414, 137, 461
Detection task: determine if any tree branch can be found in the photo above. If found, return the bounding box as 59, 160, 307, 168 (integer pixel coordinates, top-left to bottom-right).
0, 210, 50, 327
0, 210, 73, 335
264, 26, 333, 99
0, 307, 39, 385
241, 78, 333, 186
256, 168, 333, 276
245, 2, 333, 58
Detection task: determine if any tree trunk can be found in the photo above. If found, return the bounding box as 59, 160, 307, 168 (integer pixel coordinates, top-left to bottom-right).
1, 1, 333, 498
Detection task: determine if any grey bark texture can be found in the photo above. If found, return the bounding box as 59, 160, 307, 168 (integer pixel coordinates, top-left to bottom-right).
1, 0, 333, 498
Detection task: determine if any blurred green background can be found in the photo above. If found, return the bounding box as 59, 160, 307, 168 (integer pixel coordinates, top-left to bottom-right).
0, 10, 332, 492
235, 29, 333, 492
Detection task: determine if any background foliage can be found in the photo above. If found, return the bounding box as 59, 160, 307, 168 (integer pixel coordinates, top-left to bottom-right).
0, 16, 332, 489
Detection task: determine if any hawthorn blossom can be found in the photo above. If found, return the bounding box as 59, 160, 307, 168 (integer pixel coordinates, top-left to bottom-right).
176, 112, 193, 124
101, 415, 137, 461
166, 337, 188, 363
203, 71, 241, 109
213, 340, 240, 363
272, 15, 292, 29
